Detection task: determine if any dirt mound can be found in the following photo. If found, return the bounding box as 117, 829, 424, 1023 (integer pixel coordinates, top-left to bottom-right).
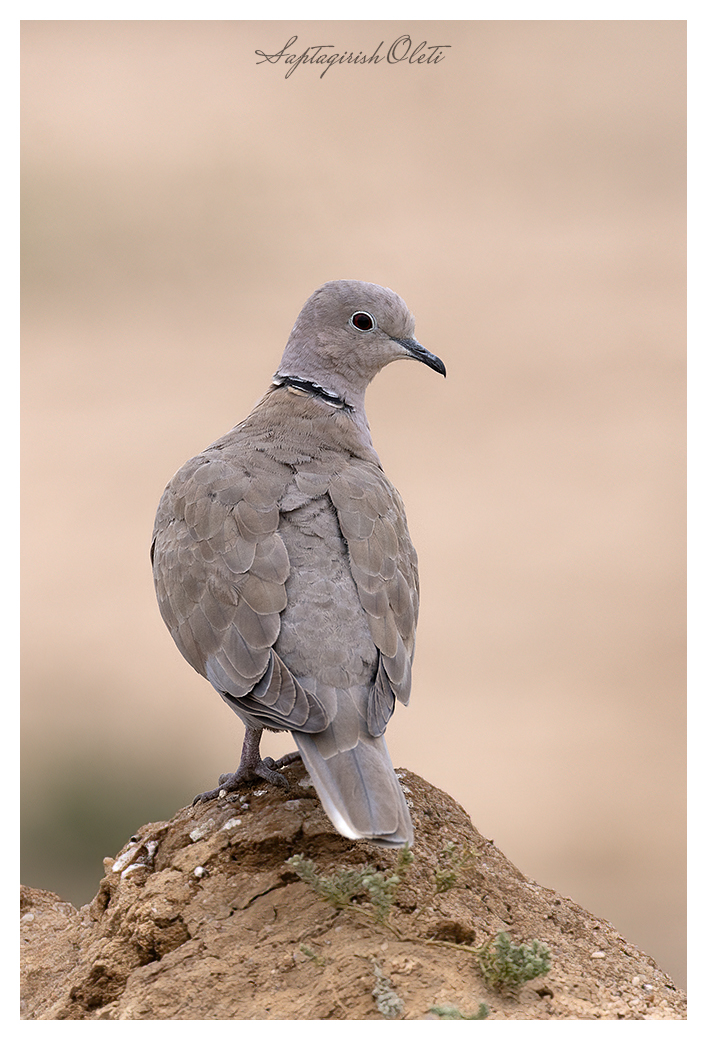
20, 763, 686, 1020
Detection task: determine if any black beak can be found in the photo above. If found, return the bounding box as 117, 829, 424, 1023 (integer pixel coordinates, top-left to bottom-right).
394, 337, 446, 377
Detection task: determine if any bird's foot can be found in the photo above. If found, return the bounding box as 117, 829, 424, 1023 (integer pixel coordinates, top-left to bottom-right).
192, 750, 301, 805
266, 751, 301, 770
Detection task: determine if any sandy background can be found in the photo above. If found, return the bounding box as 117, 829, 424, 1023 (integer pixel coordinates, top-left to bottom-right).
21, 21, 686, 989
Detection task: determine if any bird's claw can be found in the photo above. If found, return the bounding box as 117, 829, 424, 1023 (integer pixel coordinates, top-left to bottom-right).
191, 751, 301, 805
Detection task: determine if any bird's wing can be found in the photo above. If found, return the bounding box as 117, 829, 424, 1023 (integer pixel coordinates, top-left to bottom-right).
151, 447, 329, 732
328, 459, 420, 737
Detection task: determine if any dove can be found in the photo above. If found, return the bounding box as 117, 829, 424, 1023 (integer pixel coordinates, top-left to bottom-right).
151, 280, 445, 847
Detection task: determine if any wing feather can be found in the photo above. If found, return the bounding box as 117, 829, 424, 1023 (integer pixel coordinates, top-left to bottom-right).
151, 447, 327, 731
329, 461, 419, 710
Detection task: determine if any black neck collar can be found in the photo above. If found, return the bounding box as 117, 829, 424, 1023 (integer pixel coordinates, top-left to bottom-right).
272, 374, 352, 411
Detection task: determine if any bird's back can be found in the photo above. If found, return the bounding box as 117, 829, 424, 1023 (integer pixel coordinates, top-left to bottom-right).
153, 386, 418, 714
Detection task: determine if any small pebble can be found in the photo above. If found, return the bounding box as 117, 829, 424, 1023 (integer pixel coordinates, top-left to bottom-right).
221, 818, 242, 831
112, 847, 139, 873
121, 863, 144, 879
189, 819, 216, 842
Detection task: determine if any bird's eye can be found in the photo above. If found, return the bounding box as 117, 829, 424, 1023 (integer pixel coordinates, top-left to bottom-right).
350, 311, 376, 332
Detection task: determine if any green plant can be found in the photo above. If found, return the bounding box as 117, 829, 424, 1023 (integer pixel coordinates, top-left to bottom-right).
286, 854, 372, 909
478, 931, 551, 993
298, 943, 325, 966
429, 1003, 489, 1019
286, 847, 413, 924
284, 847, 553, 1012
433, 841, 476, 894
362, 845, 413, 922
371, 959, 404, 1018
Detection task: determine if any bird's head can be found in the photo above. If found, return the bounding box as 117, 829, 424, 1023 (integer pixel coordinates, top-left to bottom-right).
275, 280, 445, 406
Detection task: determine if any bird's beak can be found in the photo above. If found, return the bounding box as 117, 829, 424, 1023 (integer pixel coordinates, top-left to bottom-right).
394, 337, 446, 377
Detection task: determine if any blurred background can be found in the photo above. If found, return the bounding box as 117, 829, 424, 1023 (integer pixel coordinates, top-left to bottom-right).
21, 21, 686, 988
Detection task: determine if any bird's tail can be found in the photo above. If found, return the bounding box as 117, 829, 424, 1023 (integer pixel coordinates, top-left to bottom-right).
293, 727, 414, 848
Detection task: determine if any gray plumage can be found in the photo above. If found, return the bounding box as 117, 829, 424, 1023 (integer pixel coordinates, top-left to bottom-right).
151, 280, 445, 847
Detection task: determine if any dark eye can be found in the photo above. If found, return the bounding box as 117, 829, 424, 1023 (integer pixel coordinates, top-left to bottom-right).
350, 311, 375, 332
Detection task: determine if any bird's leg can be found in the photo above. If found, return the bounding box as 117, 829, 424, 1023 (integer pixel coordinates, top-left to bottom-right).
192, 726, 301, 804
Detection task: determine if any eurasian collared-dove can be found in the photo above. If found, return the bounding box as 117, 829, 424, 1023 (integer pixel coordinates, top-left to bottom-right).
151, 280, 445, 847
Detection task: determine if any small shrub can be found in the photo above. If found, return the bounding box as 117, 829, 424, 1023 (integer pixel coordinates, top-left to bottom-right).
286, 847, 413, 924
371, 960, 404, 1018
286, 854, 373, 909
433, 841, 476, 894
298, 943, 325, 966
478, 931, 551, 993
429, 1003, 489, 1019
